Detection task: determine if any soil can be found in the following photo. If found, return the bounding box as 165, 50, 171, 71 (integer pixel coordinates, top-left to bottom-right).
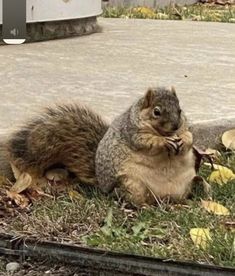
0, 257, 134, 276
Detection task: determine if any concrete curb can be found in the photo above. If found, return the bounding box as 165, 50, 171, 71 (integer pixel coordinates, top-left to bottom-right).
0, 17, 100, 44
190, 118, 235, 149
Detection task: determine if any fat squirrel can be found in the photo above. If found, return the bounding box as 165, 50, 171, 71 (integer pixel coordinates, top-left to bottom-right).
3, 87, 205, 205
96, 87, 199, 206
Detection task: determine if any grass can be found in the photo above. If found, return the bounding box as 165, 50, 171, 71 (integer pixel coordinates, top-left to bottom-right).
102, 3, 235, 23
0, 152, 234, 268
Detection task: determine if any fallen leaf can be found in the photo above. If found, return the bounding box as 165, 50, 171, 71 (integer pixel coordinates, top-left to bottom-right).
208, 165, 235, 185
193, 146, 214, 172
205, 148, 221, 156
68, 190, 82, 201
190, 228, 212, 249
10, 172, 32, 193
26, 188, 53, 202
6, 190, 30, 209
0, 220, 7, 226
133, 7, 156, 18
204, 163, 224, 170
25, 189, 42, 201
205, 148, 221, 162
201, 200, 230, 216
222, 129, 235, 150
10, 163, 21, 180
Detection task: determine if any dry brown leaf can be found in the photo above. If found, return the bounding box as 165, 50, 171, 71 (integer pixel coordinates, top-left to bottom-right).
201, 200, 230, 216
25, 188, 53, 202
193, 146, 214, 172
205, 148, 221, 156
222, 129, 235, 151
10, 163, 21, 180
0, 220, 7, 226
190, 228, 212, 249
10, 172, 32, 194
33, 188, 54, 198
205, 148, 221, 162
6, 190, 30, 209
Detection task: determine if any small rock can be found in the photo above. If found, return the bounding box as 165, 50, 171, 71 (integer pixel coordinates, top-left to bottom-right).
6, 262, 20, 273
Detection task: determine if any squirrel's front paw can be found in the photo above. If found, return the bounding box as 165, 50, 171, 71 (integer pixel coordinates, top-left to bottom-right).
165, 136, 182, 155
177, 131, 193, 155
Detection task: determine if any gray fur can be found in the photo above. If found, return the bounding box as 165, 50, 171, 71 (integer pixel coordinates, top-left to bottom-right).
95, 86, 183, 193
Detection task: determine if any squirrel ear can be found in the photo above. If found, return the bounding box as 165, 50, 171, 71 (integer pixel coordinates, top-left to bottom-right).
143, 88, 154, 108
170, 86, 177, 96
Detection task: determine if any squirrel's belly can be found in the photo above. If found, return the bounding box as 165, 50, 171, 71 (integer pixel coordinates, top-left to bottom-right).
124, 149, 196, 199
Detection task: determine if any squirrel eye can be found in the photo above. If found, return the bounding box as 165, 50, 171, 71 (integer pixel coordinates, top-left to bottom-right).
152, 106, 161, 118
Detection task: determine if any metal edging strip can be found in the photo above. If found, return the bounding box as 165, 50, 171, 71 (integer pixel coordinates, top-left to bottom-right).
0, 234, 234, 276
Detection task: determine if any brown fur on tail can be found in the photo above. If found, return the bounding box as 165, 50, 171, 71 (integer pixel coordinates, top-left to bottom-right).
0, 138, 14, 181
6, 103, 109, 185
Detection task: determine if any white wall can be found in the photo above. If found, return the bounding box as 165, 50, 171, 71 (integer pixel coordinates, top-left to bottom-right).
0, 0, 102, 24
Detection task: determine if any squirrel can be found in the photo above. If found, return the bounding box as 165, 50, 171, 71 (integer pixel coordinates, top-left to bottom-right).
95, 86, 204, 206
0, 137, 15, 181
5, 104, 109, 185
2, 87, 208, 206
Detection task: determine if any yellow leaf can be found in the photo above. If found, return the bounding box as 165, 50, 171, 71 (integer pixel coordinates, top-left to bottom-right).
222, 129, 235, 151
133, 6, 156, 18
68, 190, 82, 201
208, 165, 235, 185
190, 228, 212, 249
201, 200, 230, 216
10, 172, 32, 193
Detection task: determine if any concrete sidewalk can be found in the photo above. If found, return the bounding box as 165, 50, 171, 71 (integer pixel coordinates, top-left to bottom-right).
0, 18, 235, 147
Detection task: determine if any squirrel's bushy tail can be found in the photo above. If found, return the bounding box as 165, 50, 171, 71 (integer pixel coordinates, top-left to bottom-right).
5, 104, 109, 185
0, 138, 15, 181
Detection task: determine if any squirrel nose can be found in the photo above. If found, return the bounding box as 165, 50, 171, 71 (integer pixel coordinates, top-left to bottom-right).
172, 123, 179, 131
